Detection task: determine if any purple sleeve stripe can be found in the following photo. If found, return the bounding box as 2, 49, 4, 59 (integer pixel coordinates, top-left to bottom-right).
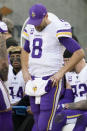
59, 37, 81, 53
24, 29, 27, 32
24, 40, 30, 53
0, 28, 7, 33
57, 29, 72, 33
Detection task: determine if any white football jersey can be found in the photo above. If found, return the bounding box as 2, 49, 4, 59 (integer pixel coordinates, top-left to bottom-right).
22, 16, 72, 77
6, 65, 25, 104
66, 65, 87, 102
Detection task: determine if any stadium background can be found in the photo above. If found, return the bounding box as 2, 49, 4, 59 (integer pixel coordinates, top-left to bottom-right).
0, 0, 87, 57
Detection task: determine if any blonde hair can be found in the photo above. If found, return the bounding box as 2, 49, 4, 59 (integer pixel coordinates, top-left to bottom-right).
7, 46, 22, 54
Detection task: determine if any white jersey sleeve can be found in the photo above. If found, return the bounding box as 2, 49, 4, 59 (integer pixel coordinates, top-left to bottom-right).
22, 24, 34, 41
56, 20, 72, 38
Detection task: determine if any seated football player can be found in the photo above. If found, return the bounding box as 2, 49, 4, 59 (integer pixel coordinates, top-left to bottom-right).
7, 46, 25, 105
52, 49, 87, 131
7, 46, 34, 131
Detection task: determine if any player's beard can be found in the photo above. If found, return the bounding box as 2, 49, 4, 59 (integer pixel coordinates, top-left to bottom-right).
35, 22, 47, 32
13, 66, 21, 74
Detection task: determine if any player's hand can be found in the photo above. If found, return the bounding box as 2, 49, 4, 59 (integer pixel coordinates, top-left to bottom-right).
64, 104, 69, 109
64, 103, 76, 109
50, 70, 64, 87
27, 106, 33, 114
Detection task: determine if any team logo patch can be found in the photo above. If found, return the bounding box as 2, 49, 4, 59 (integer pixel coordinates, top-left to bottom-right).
33, 86, 37, 92
30, 28, 34, 34
32, 12, 36, 17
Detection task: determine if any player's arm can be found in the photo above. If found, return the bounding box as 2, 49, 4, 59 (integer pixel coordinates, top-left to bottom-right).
59, 37, 85, 74
0, 107, 12, 112
21, 40, 32, 83
50, 37, 85, 86
61, 79, 87, 110
64, 100, 87, 110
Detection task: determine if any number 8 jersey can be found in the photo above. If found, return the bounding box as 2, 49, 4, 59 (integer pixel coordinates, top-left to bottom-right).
66, 64, 87, 102
22, 18, 72, 77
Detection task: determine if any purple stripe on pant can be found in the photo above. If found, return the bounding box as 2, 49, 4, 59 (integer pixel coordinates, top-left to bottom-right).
30, 87, 57, 131
29, 76, 65, 131
52, 108, 87, 131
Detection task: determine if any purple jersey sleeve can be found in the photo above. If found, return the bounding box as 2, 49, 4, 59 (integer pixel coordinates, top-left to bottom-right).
59, 37, 81, 53
24, 40, 30, 53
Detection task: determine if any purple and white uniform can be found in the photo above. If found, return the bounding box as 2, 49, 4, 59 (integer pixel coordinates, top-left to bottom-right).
66, 65, 87, 103
6, 65, 25, 105
52, 66, 87, 131
22, 14, 81, 131
63, 67, 87, 124
22, 19, 72, 77
0, 79, 13, 131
